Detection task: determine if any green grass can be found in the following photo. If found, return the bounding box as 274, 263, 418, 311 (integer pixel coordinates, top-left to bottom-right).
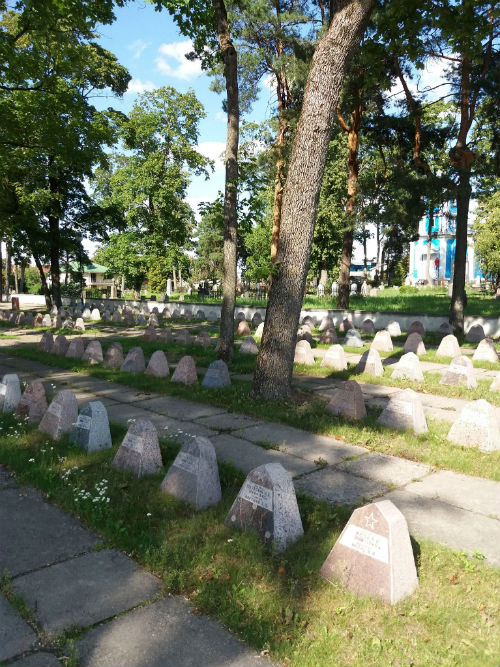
0, 415, 498, 667
5, 344, 500, 481
176, 287, 499, 317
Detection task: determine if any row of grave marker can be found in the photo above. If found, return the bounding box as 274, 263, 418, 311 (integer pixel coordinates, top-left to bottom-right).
3, 375, 418, 605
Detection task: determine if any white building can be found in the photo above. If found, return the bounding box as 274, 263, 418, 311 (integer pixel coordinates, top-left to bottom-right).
409, 201, 483, 284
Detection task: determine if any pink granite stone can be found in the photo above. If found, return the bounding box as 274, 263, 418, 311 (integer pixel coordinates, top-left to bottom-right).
171, 355, 198, 385
236, 320, 251, 336
145, 350, 169, 378
436, 334, 461, 358
391, 352, 424, 382
447, 399, 500, 452
408, 321, 425, 337
38, 390, 78, 440
104, 342, 124, 369
356, 348, 384, 376
321, 344, 347, 370
320, 500, 418, 604
440, 355, 477, 388
371, 330, 393, 352
472, 338, 498, 363
377, 388, 428, 434
82, 340, 103, 365
490, 372, 500, 392
361, 319, 376, 335
319, 328, 338, 344
16, 380, 48, 423
326, 380, 366, 420
293, 340, 315, 365
142, 326, 157, 342
338, 318, 354, 333
386, 321, 401, 337
38, 331, 54, 353
112, 419, 163, 477
121, 346, 146, 373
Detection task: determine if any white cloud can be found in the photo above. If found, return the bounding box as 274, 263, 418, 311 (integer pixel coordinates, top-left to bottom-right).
215, 111, 226, 123
128, 39, 150, 59
196, 141, 226, 169
125, 78, 156, 95
155, 40, 202, 81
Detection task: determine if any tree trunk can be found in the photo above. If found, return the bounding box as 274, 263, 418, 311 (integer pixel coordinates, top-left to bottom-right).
65, 251, 69, 285
20, 262, 25, 293
495, 271, 500, 298
450, 170, 471, 332
337, 86, 362, 309
425, 203, 434, 284
172, 268, 177, 291
178, 267, 182, 290
252, 0, 374, 400
120, 275, 125, 293
213, 0, 239, 364
13, 261, 19, 293
362, 226, 368, 277
49, 214, 61, 308
5, 239, 11, 297
0, 241, 3, 302
33, 252, 52, 310
319, 265, 328, 285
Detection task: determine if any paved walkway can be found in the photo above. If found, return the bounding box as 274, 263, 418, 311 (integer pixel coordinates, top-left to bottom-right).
1, 342, 499, 665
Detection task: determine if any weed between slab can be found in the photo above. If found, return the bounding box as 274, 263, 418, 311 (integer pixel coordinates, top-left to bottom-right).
5, 343, 500, 481
0, 415, 498, 667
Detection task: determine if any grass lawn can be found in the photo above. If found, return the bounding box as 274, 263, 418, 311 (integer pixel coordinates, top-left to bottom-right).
5, 343, 500, 481
0, 415, 498, 667
174, 287, 499, 318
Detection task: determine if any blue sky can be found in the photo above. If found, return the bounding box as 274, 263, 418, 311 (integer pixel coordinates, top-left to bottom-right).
93, 1, 272, 217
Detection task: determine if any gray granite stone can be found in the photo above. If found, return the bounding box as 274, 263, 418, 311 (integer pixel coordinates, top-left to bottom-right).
82, 340, 103, 365
12, 549, 161, 636
171, 355, 198, 385
41, 314, 52, 328
403, 332, 426, 355
142, 326, 157, 342
465, 324, 485, 343
121, 346, 146, 373
326, 380, 366, 420
408, 320, 425, 336
226, 463, 303, 552
337, 452, 430, 486
38, 331, 54, 353
52, 334, 69, 355
377, 388, 428, 434
39, 390, 78, 440
0, 486, 101, 577
1, 374, 21, 413
361, 318, 376, 334
74, 317, 85, 331
0, 596, 37, 662
90, 308, 101, 321
319, 316, 335, 332
145, 350, 169, 378
344, 329, 363, 348
65, 337, 85, 359
391, 352, 424, 382
320, 500, 418, 604
339, 318, 354, 333
446, 399, 500, 452
76, 595, 268, 667
62, 318, 74, 330
82, 307, 91, 319
319, 328, 338, 344
70, 400, 112, 453
161, 436, 221, 509
295, 467, 388, 505
240, 336, 258, 355
355, 348, 384, 376
320, 344, 346, 370
136, 314, 147, 326
440, 355, 477, 388
112, 419, 162, 477
104, 342, 124, 369
202, 359, 231, 388
16, 380, 47, 423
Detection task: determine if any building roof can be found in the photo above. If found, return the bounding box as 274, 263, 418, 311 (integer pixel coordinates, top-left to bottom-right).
68, 261, 109, 273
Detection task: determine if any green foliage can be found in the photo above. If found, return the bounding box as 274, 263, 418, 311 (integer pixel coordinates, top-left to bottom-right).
194, 198, 225, 282
473, 188, 500, 280
244, 217, 273, 282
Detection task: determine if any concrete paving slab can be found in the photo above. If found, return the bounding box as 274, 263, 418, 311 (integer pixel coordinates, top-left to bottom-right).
402, 471, 500, 519
6, 652, 63, 666
146, 413, 218, 446
76, 595, 271, 667
0, 596, 37, 662
295, 468, 388, 505
210, 433, 319, 477
232, 423, 367, 465
105, 403, 162, 428
194, 412, 262, 431
0, 465, 18, 488
382, 489, 500, 566
137, 395, 226, 421
13, 549, 162, 636
70, 389, 119, 409
87, 384, 162, 404
336, 452, 430, 486
0, 487, 101, 577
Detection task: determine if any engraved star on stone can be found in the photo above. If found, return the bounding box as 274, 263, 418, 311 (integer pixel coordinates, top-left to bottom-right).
364, 512, 378, 530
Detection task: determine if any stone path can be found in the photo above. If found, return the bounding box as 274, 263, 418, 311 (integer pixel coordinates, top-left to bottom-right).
0, 351, 499, 569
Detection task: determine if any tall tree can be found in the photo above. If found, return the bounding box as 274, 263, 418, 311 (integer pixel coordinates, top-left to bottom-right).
252, 0, 375, 400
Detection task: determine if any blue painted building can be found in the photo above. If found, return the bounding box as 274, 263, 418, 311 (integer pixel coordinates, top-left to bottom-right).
408, 201, 484, 284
